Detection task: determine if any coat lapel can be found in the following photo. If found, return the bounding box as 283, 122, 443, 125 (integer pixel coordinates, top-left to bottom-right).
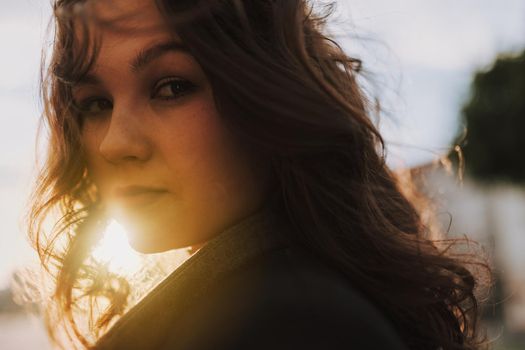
93, 200, 290, 350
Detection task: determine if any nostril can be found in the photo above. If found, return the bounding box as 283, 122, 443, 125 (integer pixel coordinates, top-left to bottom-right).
122, 155, 141, 162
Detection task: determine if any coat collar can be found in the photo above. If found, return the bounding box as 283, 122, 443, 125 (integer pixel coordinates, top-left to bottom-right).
93, 195, 291, 350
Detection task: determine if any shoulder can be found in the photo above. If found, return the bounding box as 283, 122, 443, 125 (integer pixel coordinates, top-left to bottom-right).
161, 245, 409, 350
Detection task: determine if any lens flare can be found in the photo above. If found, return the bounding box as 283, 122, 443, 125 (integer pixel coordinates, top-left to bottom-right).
92, 220, 142, 275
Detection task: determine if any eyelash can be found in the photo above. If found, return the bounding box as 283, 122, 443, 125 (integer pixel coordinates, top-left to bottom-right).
73, 77, 197, 116
152, 77, 197, 100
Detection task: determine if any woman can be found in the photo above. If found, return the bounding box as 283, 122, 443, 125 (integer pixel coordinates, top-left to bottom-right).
28, 0, 488, 349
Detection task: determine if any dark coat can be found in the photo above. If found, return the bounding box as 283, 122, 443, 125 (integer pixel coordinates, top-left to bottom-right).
93, 203, 409, 350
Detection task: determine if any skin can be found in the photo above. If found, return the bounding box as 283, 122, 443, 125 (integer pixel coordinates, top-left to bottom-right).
74, 0, 271, 253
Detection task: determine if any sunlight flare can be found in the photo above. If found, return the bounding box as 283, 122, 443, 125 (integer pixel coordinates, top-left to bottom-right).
92, 220, 142, 275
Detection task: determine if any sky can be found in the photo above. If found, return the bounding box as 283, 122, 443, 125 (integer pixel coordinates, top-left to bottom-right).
0, 0, 524, 289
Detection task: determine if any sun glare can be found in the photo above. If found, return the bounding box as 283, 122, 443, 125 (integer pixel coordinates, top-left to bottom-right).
92, 220, 142, 275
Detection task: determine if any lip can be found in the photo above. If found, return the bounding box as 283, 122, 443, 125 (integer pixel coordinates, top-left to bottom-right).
113, 185, 168, 207
114, 185, 168, 197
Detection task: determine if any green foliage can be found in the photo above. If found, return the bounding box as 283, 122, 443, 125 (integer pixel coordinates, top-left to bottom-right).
459, 49, 525, 183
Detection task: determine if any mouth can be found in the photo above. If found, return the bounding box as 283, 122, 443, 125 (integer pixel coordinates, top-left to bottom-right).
115, 185, 167, 196
113, 185, 168, 207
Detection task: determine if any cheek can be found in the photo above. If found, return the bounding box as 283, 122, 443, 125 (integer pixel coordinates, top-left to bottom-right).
157, 99, 248, 201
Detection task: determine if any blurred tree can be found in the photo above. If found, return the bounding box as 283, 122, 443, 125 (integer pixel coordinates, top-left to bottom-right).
458, 49, 525, 183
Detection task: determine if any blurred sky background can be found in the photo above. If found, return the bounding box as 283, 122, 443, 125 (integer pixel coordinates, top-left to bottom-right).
0, 0, 524, 303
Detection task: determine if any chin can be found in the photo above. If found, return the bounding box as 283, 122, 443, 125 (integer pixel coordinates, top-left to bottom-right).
126, 226, 190, 254
128, 239, 166, 254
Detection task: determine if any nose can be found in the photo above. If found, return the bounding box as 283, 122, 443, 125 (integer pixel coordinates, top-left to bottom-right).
99, 104, 152, 164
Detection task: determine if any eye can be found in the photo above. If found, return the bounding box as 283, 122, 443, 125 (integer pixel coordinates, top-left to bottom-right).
153, 77, 197, 100
74, 97, 113, 116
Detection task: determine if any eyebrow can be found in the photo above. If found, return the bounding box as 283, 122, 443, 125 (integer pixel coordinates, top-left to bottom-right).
72, 41, 190, 87
130, 41, 189, 73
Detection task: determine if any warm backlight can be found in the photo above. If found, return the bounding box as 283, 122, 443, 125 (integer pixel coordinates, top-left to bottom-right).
92, 220, 142, 275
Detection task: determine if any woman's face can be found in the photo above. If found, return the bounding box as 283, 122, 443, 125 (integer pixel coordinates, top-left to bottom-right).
73, 0, 270, 253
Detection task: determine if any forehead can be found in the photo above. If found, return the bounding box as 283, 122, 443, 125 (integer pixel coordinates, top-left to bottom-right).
88, 0, 161, 28
72, 0, 180, 63
74, 0, 179, 44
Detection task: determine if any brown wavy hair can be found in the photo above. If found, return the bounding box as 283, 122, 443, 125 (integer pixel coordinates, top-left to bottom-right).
28, 0, 490, 349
